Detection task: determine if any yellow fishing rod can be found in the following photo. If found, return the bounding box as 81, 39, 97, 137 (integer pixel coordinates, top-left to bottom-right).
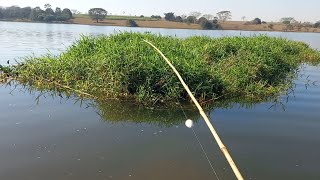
144, 40, 244, 180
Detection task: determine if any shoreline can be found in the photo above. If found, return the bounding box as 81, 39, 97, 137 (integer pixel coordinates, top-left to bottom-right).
1, 18, 320, 34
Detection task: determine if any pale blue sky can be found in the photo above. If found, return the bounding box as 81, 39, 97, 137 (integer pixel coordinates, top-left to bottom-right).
1, 0, 319, 22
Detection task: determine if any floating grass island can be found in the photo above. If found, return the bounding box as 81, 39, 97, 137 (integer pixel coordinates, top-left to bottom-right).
1, 32, 320, 105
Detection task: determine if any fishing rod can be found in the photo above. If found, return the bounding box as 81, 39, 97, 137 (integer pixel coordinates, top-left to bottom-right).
144, 40, 244, 180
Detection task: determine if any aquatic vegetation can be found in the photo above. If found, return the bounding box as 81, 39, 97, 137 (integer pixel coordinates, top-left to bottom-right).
3, 82, 199, 126
0, 65, 12, 83
3, 32, 320, 105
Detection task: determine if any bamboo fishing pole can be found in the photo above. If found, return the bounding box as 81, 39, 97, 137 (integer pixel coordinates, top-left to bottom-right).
144, 40, 244, 180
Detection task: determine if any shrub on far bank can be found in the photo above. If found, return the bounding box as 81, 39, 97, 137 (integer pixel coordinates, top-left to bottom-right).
43, 15, 56, 22
164, 12, 175, 21
268, 24, 274, 29
175, 16, 183, 22
200, 20, 213, 29
200, 19, 218, 30
282, 20, 291, 25
251, 18, 262, 25
55, 15, 70, 21
186, 16, 197, 24
314, 21, 320, 28
61, 8, 73, 19
151, 15, 161, 19
198, 17, 208, 24
126, 19, 138, 27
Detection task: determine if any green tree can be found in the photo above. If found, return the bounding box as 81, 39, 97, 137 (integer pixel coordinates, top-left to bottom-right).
280, 17, 295, 24
151, 15, 161, 19
62, 8, 72, 19
175, 16, 183, 22
44, 15, 55, 22
43, 7, 55, 22
71, 9, 80, 15
6, 6, 22, 19
30, 7, 44, 21
1, 7, 9, 19
55, 7, 62, 16
282, 20, 291, 25
88, 8, 107, 23
126, 19, 138, 27
21, 7, 31, 19
164, 12, 175, 21
198, 17, 208, 24
217, 11, 232, 22
252, 18, 262, 25
314, 21, 320, 28
44, 3, 51, 9
37, 13, 46, 21
200, 20, 214, 30
186, 16, 197, 24
45, 8, 54, 15
189, 11, 201, 19
203, 14, 214, 20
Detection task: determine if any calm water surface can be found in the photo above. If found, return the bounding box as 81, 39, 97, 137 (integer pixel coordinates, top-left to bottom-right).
0, 21, 320, 180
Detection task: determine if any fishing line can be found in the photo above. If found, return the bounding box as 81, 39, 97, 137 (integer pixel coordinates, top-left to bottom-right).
178, 102, 221, 180
144, 40, 243, 180
191, 127, 221, 180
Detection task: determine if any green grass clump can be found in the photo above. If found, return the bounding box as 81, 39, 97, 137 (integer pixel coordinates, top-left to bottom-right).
9, 32, 320, 105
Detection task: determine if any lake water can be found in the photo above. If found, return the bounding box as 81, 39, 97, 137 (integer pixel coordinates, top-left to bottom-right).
0, 21, 320, 180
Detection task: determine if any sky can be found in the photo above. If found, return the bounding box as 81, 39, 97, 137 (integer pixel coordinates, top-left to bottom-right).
0, 0, 319, 22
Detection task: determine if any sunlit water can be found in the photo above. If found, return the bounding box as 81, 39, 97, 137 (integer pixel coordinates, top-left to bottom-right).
0, 21, 320, 180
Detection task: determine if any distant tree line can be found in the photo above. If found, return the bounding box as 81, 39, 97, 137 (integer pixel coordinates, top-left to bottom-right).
151, 15, 161, 19
161, 10, 320, 31
163, 12, 221, 30
277, 17, 320, 31
243, 18, 266, 25
0, 4, 73, 22
0, 6, 32, 19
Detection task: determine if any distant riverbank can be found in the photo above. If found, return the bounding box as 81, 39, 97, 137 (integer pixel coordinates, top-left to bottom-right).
2, 16, 320, 33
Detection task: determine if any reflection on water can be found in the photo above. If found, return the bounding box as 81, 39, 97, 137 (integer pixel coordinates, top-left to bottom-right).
95, 100, 198, 127
4, 81, 199, 127
2, 80, 297, 127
